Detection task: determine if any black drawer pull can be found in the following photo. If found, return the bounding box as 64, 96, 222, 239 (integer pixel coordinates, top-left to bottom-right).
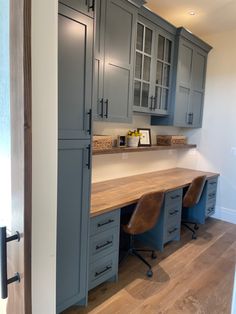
86, 145, 91, 170
168, 227, 178, 234
95, 265, 112, 277
170, 195, 180, 200
209, 181, 216, 186
97, 219, 114, 228
96, 240, 113, 250
208, 192, 216, 198
169, 210, 179, 216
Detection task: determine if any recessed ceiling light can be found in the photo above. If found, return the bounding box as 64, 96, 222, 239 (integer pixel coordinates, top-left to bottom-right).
188, 10, 196, 16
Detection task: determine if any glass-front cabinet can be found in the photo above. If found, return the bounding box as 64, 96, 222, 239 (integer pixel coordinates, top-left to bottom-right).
133, 16, 174, 116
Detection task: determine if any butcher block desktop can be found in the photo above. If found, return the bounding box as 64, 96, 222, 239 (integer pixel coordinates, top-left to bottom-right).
90, 168, 219, 217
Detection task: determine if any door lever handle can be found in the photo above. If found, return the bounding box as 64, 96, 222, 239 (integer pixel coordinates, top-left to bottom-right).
0, 227, 20, 299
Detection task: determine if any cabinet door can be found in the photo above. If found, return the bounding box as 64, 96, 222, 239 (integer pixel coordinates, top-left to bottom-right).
58, 4, 93, 140
103, 0, 136, 122
153, 32, 174, 115
93, 0, 105, 119
189, 48, 207, 127
57, 140, 91, 313
59, 0, 95, 18
174, 39, 194, 127
133, 18, 155, 114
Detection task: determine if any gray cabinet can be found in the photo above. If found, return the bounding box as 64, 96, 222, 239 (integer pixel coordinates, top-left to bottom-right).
93, 0, 137, 122
58, 4, 93, 139
57, 140, 91, 313
89, 210, 120, 290
57, 3, 92, 313
59, 0, 95, 18
133, 15, 174, 116
152, 28, 212, 128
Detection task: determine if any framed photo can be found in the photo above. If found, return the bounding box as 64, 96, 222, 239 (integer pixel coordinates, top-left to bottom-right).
117, 135, 127, 147
138, 128, 151, 147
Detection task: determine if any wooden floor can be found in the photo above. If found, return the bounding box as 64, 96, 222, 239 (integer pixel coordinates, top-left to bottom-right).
63, 218, 236, 314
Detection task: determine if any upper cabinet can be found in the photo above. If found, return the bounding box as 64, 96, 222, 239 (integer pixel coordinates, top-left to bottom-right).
133, 14, 175, 116
58, 3, 93, 139
59, 0, 95, 18
152, 27, 212, 128
93, 0, 138, 123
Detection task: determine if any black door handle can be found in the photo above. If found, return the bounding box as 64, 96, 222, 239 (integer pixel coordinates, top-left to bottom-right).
87, 109, 92, 135
99, 98, 104, 118
104, 99, 108, 118
0, 227, 20, 299
86, 144, 91, 170
88, 0, 95, 11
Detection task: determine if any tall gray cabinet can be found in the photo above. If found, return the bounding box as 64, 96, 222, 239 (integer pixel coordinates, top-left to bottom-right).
57, 3, 93, 313
93, 0, 137, 122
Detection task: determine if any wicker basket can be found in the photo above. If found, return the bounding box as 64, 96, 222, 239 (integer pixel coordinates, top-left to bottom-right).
156, 135, 187, 146
93, 135, 113, 150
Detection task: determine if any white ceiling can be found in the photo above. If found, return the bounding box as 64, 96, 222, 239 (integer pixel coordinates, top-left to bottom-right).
145, 0, 236, 37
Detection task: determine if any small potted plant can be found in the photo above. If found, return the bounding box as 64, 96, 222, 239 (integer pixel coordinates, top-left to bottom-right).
127, 129, 142, 147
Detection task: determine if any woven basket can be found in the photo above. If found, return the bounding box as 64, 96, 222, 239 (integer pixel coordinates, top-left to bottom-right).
93, 135, 113, 150
156, 135, 187, 146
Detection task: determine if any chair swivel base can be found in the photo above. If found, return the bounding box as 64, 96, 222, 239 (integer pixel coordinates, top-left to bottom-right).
120, 247, 156, 277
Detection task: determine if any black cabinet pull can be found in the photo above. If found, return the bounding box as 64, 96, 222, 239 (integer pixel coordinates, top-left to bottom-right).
99, 98, 104, 118
169, 209, 179, 216
209, 181, 216, 186
86, 145, 91, 170
171, 195, 180, 200
97, 219, 114, 228
104, 99, 108, 118
168, 227, 178, 234
207, 207, 214, 215
96, 240, 113, 250
88, 0, 95, 11
87, 109, 92, 135
150, 96, 154, 110
208, 192, 216, 198
95, 265, 112, 277
0, 227, 20, 299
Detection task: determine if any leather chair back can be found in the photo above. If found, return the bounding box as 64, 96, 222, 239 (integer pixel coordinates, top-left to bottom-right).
183, 175, 207, 208
123, 191, 164, 235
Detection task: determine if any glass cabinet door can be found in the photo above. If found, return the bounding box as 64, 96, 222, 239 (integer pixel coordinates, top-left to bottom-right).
154, 35, 173, 113
134, 21, 154, 112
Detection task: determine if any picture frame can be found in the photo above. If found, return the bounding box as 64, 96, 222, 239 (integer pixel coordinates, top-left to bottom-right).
138, 128, 152, 147
117, 135, 127, 147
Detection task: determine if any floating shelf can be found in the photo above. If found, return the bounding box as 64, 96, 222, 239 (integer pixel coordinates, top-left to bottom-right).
93, 144, 197, 155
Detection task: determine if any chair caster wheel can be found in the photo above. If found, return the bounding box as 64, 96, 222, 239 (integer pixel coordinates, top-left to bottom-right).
192, 234, 197, 240
151, 252, 157, 259
147, 269, 153, 277
194, 224, 199, 230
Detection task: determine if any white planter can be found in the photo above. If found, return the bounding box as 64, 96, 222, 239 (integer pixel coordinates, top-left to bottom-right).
127, 136, 139, 147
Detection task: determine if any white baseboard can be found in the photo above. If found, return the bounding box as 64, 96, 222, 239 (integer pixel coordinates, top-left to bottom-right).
213, 206, 236, 224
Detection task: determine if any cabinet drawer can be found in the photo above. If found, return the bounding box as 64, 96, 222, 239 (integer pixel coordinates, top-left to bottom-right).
165, 189, 183, 206
90, 209, 120, 236
205, 202, 215, 217
164, 224, 180, 243
207, 177, 218, 191
165, 205, 182, 226
89, 252, 118, 290
90, 227, 119, 262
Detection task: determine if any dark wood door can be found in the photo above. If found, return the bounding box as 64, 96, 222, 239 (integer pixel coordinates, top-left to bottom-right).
0, 0, 32, 313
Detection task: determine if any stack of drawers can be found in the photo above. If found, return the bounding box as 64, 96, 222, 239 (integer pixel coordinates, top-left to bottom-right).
205, 177, 218, 217
89, 209, 120, 290
163, 189, 183, 244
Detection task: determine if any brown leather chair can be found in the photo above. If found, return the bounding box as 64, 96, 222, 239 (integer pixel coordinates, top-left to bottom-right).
122, 191, 164, 277
182, 175, 207, 239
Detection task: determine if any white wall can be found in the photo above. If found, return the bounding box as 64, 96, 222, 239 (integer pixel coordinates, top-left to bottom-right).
92, 115, 182, 182
177, 29, 236, 223
31, 0, 58, 313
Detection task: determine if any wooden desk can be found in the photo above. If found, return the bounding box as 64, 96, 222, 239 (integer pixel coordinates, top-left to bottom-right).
91, 167, 219, 217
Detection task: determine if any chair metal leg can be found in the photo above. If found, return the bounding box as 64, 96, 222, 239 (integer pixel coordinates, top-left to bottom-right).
135, 248, 157, 259
132, 249, 153, 277
182, 222, 197, 239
